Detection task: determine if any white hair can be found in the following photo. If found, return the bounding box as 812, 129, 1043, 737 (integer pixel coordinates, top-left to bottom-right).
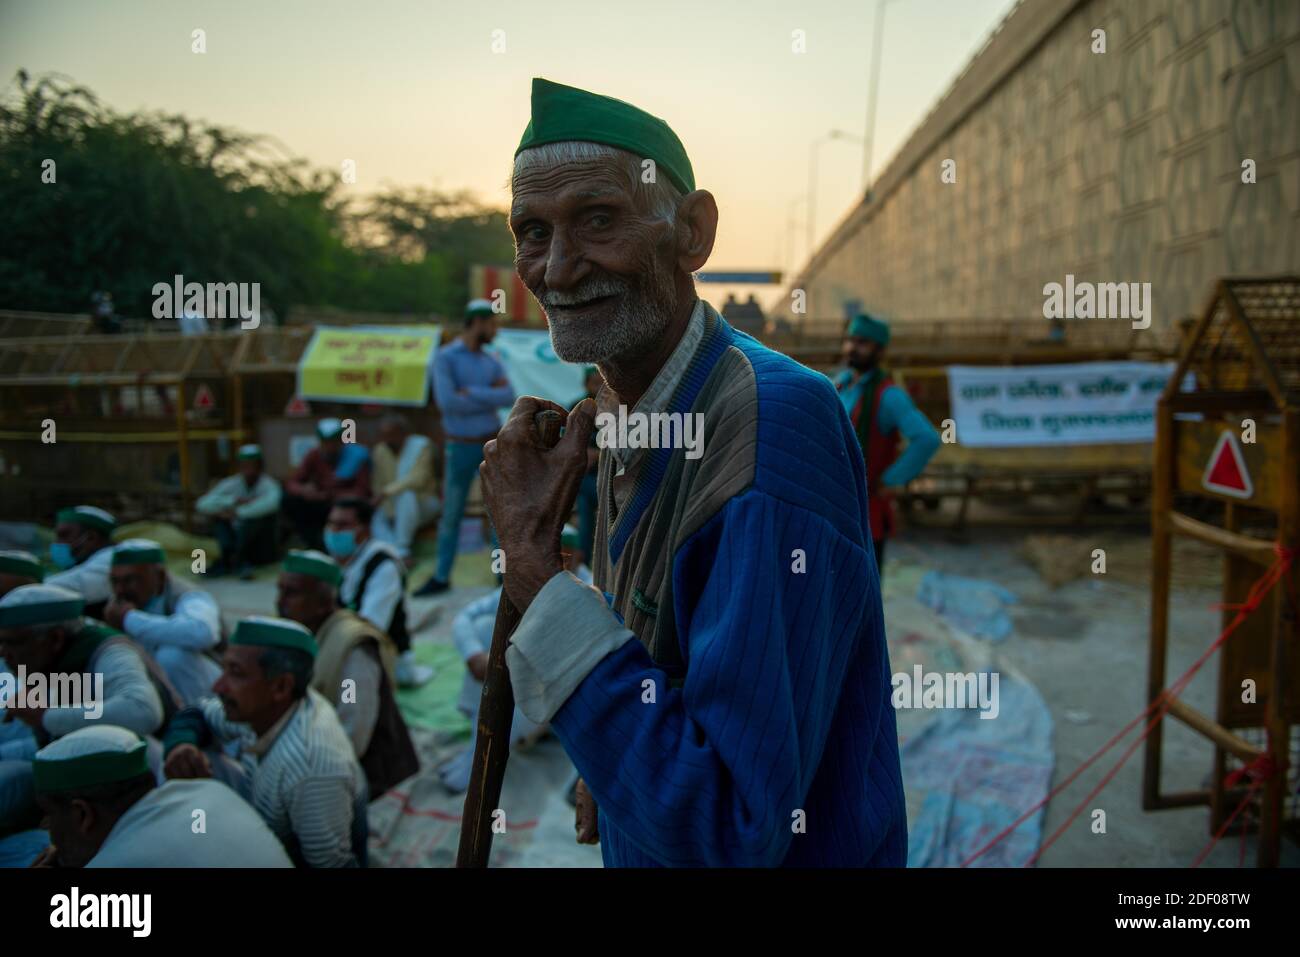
511, 141, 684, 226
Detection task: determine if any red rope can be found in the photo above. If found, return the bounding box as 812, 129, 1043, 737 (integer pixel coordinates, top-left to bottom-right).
960, 545, 1294, 868
1191, 749, 1276, 868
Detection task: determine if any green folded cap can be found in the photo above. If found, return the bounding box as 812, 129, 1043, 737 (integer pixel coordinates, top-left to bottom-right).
516, 78, 695, 195
231, 615, 318, 659
55, 506, 116, 536
561, 524, 580, 550
848, 313, 890, 346
0, 584, 84, 630
111, 539, 166, 567
33, 727, 150, 794
465, 298, 495, 320
0, 550, 43, 582
283, 549, 342, 587
237, 444, 262, 461
317, 418, 343, 441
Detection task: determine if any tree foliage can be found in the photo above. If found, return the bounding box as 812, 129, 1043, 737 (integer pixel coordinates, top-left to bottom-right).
0, 71, 515, 320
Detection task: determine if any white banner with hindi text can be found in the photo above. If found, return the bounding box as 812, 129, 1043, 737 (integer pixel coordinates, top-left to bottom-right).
946, 361, 1175, 448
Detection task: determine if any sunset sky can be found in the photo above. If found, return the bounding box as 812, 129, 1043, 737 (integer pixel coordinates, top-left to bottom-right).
1, 0, 1017, 307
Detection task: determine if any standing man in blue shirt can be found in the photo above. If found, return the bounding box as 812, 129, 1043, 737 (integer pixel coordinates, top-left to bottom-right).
834, 313, 941, 572
415, 300, 515, 596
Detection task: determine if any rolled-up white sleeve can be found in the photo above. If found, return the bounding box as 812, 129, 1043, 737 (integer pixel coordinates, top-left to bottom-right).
505, 571, 635, 726
124, 591, 221, 651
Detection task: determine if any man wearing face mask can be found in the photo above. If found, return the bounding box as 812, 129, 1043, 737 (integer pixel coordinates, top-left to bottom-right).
102, 539, 222, 706
833, 313, 940, 571
283, 419, 372, 551
44, 506, 117, 620
325, 497, 430, 688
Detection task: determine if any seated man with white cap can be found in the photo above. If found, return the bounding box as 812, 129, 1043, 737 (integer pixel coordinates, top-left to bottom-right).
161, 615, 367, 867
28, 725, 292, 867
196, 443, 283, 579
0, 584, 169, 836
103, 539, 222, 706
275, 550, 419, 798
45, 506, 117, 620
283, 419, 372, 551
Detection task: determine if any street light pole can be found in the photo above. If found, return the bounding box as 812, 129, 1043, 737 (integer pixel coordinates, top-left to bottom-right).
808, 129, 864, 267
862, 0, 903, 189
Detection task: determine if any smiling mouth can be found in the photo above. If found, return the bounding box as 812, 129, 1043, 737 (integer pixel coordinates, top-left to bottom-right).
550, 293, 618, 314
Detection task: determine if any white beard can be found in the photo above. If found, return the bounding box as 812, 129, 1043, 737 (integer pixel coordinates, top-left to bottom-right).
543, 256, 679, 364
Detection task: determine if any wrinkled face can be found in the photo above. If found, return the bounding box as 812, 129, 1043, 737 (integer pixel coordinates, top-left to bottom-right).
110, 562, 164, 608
510, 156, 679, 363
212, 644, 279, 725
276, 572, 331, 628
844, 337, 882, 373
36, 795, 100, 868
238, 459, 262, 483
0, 627, 63, 673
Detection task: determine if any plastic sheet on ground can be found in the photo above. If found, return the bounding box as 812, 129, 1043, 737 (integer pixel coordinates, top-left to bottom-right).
917, 569, 1018, 642
887, 585, 1053, 867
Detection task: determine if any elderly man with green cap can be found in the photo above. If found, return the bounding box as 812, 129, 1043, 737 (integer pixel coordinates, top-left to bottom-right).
472, 79, 907, 867
103, 538, 222, 706
45, 505, 117, 620
834, 313, 941, 570
284, 419, 372, 551
275, 550, 418, 797
161, 615, 367, 867
415, 299, 516, 597
22, 725, 292, 867
0, 584, 171, 837
196, 442, 283, 578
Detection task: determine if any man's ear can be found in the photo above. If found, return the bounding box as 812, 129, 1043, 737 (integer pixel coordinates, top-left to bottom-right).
675, 190, 718, 274
269, 672, 297, 704
71, 798, 96, 837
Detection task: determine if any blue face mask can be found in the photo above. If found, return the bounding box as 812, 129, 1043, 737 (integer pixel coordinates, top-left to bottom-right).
324, 529, 357, 560
50, 541, 78, 570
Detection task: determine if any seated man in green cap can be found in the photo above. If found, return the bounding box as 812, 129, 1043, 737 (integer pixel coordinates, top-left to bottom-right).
835, 313, 941, 570
284, 419, 372, 552
0, 584, 171, 837
45, 506, 117, 620
25, 725, 292, 867
275, 550, 419, 798
474, 78, 906, 867
196, 443, 283, 579
103, 538, 222, 706
161, 615, 368, 867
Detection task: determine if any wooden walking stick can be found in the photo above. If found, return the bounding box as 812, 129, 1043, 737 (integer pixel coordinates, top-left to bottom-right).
457, 408, 564, 867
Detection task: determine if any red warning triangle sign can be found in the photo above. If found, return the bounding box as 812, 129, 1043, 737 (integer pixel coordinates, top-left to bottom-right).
193, 383, 215, 411
285, 395, 311, 417
1202, 431, 1253, 500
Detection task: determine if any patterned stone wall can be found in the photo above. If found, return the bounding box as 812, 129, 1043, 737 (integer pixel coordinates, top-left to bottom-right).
790, 0, 1300, 334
